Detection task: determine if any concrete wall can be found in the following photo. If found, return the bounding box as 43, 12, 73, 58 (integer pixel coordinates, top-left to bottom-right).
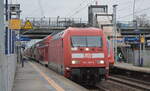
133, 50, 150, 67
0, 0, 5, 52
126, 48, 134, 63
0, 54, 17, 91
142, 50, 150, 67
0, 1, 17, 91
133, 50, 140, 66
0, 54, 5, 91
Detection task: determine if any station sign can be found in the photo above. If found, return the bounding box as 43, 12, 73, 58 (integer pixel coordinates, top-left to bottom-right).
9, 19, 21, 30
16, 36, 31, 41
124, 37, 139, 43
19, 37, 31, 41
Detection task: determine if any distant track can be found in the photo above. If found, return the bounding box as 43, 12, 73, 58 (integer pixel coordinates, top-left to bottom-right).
109, 76, 150, 91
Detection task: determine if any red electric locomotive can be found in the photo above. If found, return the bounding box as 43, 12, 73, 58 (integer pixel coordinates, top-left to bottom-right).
48, 27, 114, 85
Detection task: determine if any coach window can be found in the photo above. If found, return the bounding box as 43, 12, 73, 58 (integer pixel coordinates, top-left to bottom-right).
107, 40, 110, 56
61, 39, 63, 48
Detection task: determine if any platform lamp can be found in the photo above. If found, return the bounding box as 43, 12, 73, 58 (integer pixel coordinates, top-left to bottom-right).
133, 20, 143, 67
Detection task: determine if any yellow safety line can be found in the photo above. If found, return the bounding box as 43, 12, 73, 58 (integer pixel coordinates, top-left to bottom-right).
29, 62, 65, 91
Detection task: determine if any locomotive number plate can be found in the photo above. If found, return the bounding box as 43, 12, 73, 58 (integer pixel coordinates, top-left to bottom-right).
82, 61, 94, 64
84, 53, 92, 58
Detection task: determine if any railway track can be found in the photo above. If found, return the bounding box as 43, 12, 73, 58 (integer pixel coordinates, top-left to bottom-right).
92, 75, 150, 91
110, 67, 150, 83
95, 85, 110, 91
111, 75, 150, 87
36, 59, 150, 91
109, 76, 150, 91
88, 85, 110, 91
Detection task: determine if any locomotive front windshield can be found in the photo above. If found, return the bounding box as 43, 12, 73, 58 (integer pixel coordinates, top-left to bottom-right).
71, 36, 102, 47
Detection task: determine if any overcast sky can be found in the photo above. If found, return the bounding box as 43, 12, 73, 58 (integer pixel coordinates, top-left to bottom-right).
12, 0, 150, 21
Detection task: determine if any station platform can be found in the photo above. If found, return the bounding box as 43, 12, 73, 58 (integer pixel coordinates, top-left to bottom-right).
114, 63, 150, 74
12, 61, 88, 91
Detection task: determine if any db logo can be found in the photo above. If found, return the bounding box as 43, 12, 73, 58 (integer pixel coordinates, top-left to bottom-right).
84, 53, 92, 58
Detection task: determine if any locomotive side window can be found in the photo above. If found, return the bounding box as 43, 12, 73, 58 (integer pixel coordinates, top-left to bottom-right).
61, 39, 63, 48
71, 36, 102, 47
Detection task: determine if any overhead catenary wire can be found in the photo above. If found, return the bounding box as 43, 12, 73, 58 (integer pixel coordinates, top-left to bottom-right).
22, 0, 44, 17
25, 8, 41, 18
117, 0, 142, 13
133, 0, 144, 11
65, 0, 88, 16
10, 0, 12, 3
14, 0, 18, 4
117, 0, 149, 20
117, 6, 150, 20
110, 0, 133, 12
68, 0, 96, 17
117, 0, 132, 5
68, 0, 132, 22
38, 0, 45, 17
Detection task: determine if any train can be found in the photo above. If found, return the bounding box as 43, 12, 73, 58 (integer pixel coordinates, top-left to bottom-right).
25, 27, 114, 85
25, 35, 51, 65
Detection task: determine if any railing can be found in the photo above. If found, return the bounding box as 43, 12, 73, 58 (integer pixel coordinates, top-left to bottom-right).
117, 21, 150, 29
22, 17, 88, 29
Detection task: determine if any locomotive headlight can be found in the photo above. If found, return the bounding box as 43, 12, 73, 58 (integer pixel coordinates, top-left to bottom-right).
71, 47, 78, 51
65, 67, 70, 70
85, 48, 89, 51
72, 60, 80, 64
97, 60, 105, 64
